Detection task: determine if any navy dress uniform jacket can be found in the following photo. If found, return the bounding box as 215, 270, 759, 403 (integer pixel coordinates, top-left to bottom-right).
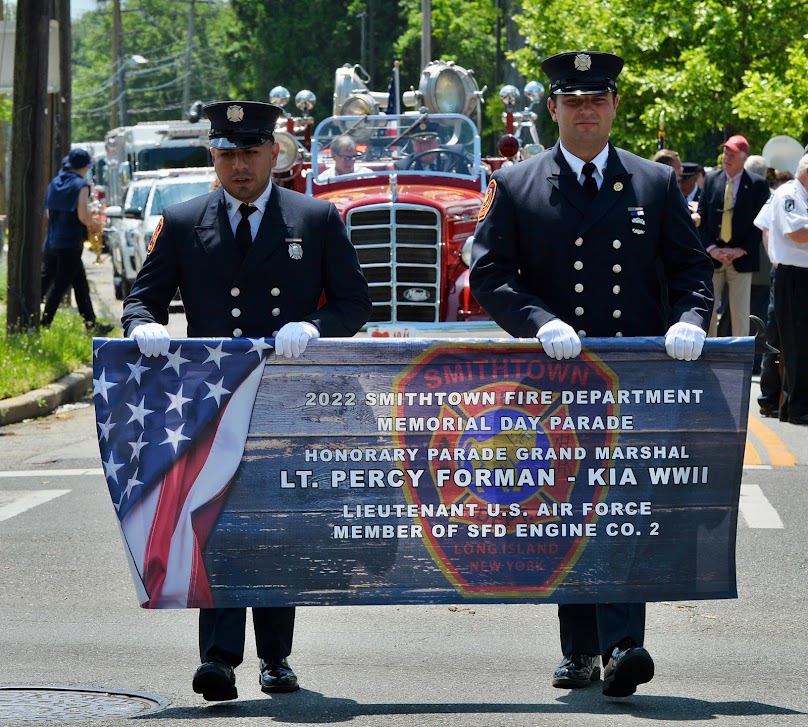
470, 143, 714, 339
122, 183, 371, 339
698, 168, 769, 273
121, 181, 370, 668
469, 142, 714, 658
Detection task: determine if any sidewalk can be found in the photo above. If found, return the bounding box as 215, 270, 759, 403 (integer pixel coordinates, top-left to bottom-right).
0, 250, 120, 426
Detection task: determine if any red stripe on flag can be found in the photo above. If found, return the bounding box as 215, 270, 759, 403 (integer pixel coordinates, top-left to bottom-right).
142, 406, 228, 607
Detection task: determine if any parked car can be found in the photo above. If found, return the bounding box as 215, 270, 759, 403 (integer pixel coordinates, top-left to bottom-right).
105, 168, 216, 300
104, 174, 159, 299
136, 168, 217, 268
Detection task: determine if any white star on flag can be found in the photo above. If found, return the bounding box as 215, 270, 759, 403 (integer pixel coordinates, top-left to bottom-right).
93, 369, 117, 402
163, 346, 191, 376
103, 452, 125, 484
97, 413, 115, 442
161, 424, 191, 453
203, 377, 231, 407
166, 385, 193, 416
123, 469, 144, 501
247, 338, 272, 358
128, 432, 148, 462
127, 396, 155, 427
126, 356, 150, 384
204, 343, 232, 369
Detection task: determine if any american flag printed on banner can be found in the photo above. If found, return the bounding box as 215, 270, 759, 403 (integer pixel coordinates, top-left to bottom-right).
92, 338, 272, 608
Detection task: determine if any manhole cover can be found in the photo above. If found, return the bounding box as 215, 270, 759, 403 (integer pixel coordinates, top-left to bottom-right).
0, 686, 169, 722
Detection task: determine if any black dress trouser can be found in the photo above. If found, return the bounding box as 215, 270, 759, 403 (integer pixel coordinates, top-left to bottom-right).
199, 607, 296, 667
558, 603, 646, 662
774, 264, 808, 420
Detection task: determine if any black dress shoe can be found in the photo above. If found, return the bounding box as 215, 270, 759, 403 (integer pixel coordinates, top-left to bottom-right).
759, 404, 779, 418
788, 414, 808, 426
602, 644, 654, 697
259, 657, 299, 693
192, 660, 237, 701
552, 654, 600, 688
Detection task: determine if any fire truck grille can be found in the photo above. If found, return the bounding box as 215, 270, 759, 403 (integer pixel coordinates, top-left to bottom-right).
347, 205, 441, 323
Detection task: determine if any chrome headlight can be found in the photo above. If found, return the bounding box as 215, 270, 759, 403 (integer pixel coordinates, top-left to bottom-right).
273, 129, 302, 174
499, 84, 520, 110
295, 90, 316, 115
461, 236, 475, 267
417, 61, 480, 117
269, 86, 290, 108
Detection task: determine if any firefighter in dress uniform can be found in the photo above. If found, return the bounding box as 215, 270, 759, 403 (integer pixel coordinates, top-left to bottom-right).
122, 101, 371, 702
469, 51, 714, 698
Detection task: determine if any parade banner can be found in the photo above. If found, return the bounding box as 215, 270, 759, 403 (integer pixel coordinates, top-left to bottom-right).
92, 337, 752, 609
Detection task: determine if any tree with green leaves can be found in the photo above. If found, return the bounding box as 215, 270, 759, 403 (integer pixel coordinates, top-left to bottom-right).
72, 0, 230, 141
512, 0, 808, 166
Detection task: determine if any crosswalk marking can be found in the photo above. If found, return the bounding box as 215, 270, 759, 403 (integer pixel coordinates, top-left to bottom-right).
0, 490, 70, 523
0, 468, 103, 479
739, 484, 784, 529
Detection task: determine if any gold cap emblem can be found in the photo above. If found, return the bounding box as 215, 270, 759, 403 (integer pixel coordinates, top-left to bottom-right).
574, 53, 592, 72
226, 105, 244, 123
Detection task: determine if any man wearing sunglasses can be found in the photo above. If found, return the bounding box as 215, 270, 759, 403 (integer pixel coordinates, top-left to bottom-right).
321, 135, 372, 178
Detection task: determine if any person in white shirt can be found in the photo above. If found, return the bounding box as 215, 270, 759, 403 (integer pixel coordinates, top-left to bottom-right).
754, 154, 808, 425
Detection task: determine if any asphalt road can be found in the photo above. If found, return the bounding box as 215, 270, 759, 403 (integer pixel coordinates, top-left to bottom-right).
0, 255, 806, 726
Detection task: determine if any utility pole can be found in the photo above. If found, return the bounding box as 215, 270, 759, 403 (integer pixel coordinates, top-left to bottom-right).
111, 0, 122, 129
357, 11, 367, 71
421, 0, 431, 70
181, 0, 196, 115
0, 1, 7, 227
56, 0, 72, 163
368, 0, 375, 83
7, 0, 50, 332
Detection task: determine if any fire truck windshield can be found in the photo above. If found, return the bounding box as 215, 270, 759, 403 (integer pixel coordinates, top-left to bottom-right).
137, 146, 211, 171
309, 113, 482, 189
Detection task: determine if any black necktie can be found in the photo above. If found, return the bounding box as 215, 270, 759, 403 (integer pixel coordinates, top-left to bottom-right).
582, 162, 598, 200
235, 203, 257, 257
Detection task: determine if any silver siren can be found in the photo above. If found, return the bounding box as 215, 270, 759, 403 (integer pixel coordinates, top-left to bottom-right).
762, 135, 804, 174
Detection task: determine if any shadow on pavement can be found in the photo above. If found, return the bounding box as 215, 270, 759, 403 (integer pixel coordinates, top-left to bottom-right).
136, 688, 805, 723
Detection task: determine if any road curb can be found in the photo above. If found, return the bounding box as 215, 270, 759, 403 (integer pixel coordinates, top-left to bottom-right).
0, 366, 93, 427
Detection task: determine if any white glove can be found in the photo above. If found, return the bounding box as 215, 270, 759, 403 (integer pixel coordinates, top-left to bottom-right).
537, 319, 581, 360
130, 322, 171, 358
274, 321, 320, 359
664, 322, 706, 361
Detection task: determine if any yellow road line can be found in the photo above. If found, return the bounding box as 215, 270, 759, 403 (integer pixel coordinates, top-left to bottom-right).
747, 416, 798, 466
743, 438, 762, 466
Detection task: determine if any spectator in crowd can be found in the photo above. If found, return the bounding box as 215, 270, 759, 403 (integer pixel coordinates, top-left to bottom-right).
41, 148, 113, 334
679, 162, 701, 205
754, 154, 808, 425
320, 135, 372, 178
718, 155, 775, 362
773, 169, 794, 189
753, 191, 782, 416
653, 149, 700, 227
699, 135, 770, 336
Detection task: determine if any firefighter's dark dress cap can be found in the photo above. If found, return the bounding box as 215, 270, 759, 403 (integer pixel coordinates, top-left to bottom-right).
202, 101, 283, 149
410, 120, 441, 139
541, 51, 624, 95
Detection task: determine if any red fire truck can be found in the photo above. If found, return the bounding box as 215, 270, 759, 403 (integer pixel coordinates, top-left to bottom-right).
269, 61, 545, 337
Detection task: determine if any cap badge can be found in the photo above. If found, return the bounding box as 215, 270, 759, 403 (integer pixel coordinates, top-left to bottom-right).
574, 53, 592, 72
226, 105, 244, 123
287, 238, 303, 260
419, 122, 426, 130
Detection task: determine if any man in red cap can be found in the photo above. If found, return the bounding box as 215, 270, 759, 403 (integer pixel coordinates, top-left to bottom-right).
698, 134, 770, 336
